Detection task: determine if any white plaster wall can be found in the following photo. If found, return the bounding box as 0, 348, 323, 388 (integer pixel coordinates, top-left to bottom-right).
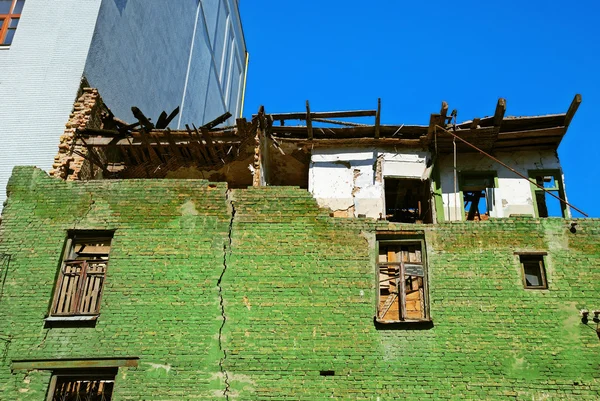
0, 0, 103, 209
438, 150, 564, 220
309, 148, 431, 218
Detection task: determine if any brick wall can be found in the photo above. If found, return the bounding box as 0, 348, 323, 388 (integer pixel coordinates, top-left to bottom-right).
0, 167, 599, 400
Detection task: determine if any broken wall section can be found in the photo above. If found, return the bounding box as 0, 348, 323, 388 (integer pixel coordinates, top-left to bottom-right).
50, 86, 108, 181
309, 148, 432, 220
438, 149, 567, 220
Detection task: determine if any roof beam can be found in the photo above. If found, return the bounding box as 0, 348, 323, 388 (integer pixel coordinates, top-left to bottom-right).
306, 100, 313, 140
564, 93, 582, 127
440, 101, 449, 122
493, 98, 506, 127
375, 98, 381, 139
256, 110, 377, 121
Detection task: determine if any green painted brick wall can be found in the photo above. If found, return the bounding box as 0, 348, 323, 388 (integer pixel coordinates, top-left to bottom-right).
0, 167, 599, 400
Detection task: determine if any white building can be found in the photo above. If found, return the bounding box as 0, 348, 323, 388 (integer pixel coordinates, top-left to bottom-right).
0, 0, 247, 207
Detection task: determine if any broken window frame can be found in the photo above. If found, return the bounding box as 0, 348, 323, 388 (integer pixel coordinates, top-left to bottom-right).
518, 253, 548, 290
49, 231, 113, 318
459, 171, 498, 221
382, 177, 433, 224
46, 369, 116, 401
0, 0, 23, 46
528, 170, 568, 218
375, 235, 430, 323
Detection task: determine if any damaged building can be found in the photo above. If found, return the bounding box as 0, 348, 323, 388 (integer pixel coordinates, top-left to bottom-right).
0, 88, 599, 400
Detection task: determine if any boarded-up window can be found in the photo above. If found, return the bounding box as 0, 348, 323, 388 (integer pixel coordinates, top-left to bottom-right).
51, 233, 112, 316
377, 239, 429, 322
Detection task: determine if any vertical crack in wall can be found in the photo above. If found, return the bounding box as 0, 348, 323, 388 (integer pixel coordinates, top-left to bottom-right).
218, 190, 236, 400
73, 194, 95, 229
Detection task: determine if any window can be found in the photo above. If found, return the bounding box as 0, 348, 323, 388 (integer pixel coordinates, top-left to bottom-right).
519, 254, 547, 289
50, 232, 112, 317
460, 173, 496, 221
0, 0, 24, 46
384, 178, 433, 223
376, 236, 430, 323
529, 170, 567, 218
47, 370, 116, 401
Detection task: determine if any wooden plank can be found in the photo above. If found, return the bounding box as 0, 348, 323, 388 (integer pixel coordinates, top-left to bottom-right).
375, 98, 381, 139
493, 98, 507, 127
470, 118, 480, 130
306, 100, 313, 140
564, 94, 582, 127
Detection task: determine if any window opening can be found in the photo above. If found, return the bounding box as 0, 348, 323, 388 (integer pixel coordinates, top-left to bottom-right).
519, 255, 547, 289
377, 239, 429, 322
0, 0, 23, 46
51, 232, 113, 317
461, 174, 495, 221
384, 178, 432, 223
532, 172, 565, 217
47, 370, 116, 401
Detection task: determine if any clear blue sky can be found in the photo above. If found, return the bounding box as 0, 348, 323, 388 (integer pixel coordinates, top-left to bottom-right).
239, 1, 599, 218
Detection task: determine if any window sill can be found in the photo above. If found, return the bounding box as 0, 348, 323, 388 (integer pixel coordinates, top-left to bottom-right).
374, 317, 433, 330
44, 315, 98, 328
45, 315, 98, 322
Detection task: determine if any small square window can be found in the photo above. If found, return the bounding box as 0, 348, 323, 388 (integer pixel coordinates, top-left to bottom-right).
47, 369, 116, 401
520, 255, 547, 289
50, 232, 113, 317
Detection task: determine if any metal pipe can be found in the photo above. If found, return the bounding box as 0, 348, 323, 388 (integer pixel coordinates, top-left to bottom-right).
435, 125, 588, 217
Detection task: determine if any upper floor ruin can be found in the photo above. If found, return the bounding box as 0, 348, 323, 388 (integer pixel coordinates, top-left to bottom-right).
50, 87, 585, 222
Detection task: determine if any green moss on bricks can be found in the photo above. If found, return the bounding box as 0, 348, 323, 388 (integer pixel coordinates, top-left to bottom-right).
0, 167, 599, 400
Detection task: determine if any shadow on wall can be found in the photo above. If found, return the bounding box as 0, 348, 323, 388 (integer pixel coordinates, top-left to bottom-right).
114, 0, 128, 14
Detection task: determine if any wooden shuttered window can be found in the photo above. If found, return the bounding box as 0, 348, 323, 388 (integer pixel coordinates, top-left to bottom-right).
377, 240, 429, 323
47, 371, 115, 401
51, 234, 112, 317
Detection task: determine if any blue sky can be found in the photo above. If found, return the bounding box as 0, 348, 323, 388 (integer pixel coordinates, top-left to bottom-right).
239, 1, 599, 217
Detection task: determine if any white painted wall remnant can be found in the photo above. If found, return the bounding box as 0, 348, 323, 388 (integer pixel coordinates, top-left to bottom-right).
437, 150, 566, 220
309, 148, 568, 221
309, 148, 431, 219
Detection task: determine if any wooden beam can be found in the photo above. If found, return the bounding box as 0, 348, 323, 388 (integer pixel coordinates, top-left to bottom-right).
470, 118, 481, 130
497, 126, 565, 141
440, 101, 449, 121
564, 93, 582, 127
375, 98, 381, 139
493, 98, 506, 127
254, 109, 377, 120
202, 111, 232, 130
311, 118, 369, 127
12, 358, 139, 371
306, 100, 313, 140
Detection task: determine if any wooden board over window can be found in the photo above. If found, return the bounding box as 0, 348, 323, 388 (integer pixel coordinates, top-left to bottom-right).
377, 238, 430, 323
